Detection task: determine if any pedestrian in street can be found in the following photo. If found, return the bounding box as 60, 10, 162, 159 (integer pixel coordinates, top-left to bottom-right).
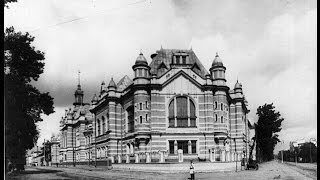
190, 160, 195, 180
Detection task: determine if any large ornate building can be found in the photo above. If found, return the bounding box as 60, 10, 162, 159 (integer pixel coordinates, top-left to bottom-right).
87, 48, 252, 164
59, 81, 94, 166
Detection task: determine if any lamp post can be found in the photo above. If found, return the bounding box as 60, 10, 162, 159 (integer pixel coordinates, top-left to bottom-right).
281, 141, 284, 163
233, 137, 237, 172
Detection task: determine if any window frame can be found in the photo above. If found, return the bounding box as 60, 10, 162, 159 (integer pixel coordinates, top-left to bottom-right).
168, 96, 197, 128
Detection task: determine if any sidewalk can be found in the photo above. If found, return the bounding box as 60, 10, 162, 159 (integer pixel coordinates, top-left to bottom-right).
112, 162, 241, 173
36, 161, 242, 173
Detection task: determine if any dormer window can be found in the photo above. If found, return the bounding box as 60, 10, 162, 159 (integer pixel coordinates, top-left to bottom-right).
173, 53, 188, 65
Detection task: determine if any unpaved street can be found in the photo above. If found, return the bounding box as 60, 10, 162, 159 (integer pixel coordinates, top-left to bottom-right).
6, 160, 316, 180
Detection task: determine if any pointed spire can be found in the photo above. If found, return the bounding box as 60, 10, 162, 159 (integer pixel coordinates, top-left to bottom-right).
212, 52, 223, 67
135, 51, 148, 65
108, 77, 116, 88
78, 70, 81, 86
234, 79, 242, 89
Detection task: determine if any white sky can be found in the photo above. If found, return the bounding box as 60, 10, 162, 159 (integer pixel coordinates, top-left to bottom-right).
4, 0, 317, 152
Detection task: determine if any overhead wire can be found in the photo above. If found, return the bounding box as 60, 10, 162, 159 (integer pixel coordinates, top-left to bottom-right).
30, 0, 148, 33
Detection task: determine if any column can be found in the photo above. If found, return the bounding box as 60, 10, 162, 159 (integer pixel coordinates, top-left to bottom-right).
213, 149, 216, 162
110, 156, 114, 163
159, 151, 164, 163
146, 152, 151, 163
226, 151, 230, 162
188, 140, 192, 154
178, 149, 183, 163
174, 140, 177, 154
135, 154, 139, 163
187, 97, 190, 126
174, 97, 177, 127
126, 155, 130, 163
117, 155, 121, 164
209, 149, 213, 162
221, 150, 225, 162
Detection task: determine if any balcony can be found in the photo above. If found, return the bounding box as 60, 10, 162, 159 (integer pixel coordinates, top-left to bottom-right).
95, 132, 111, 143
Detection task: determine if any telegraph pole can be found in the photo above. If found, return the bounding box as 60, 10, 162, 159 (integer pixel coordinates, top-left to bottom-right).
43, 139, 45, 166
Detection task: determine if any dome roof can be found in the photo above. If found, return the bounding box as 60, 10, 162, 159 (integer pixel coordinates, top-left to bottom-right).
212, 52, 224, 67
234, 80, 242, 89
135, 52, 148, 65
108, 77, 116, 88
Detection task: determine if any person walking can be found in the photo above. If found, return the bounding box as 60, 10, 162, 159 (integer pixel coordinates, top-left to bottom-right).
189, 160, 195, 180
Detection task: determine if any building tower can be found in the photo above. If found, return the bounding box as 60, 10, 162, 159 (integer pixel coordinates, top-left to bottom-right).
132, 52, 151, 153
209, 53, 229, 152
73, 71, 84, 108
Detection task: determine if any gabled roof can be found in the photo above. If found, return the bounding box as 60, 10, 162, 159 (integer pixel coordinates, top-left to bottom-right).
149, 49, 209, 79
117, 75, 133, 91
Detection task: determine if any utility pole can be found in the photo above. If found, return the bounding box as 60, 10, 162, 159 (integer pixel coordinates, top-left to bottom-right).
234, 138, 237, 172
309, 138, 312, 163
43, 139, 45, 166
281, 141, 284, 163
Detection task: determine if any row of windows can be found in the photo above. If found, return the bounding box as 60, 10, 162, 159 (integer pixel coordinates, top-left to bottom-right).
169, 140, 197, 154
85, 152, 93, 160
97, 147, 108, 158
173, 55, 188, 65
214, 102, 228, 111
85, 135, 92, 145
135, 69, 149, 77
214, 114, 227, 123
97, 115, 109, 136
139, 114, 148, 124
138, 101, 148, 110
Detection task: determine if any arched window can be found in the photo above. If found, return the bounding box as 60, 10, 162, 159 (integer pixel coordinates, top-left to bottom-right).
102, 116, 105, 134
215, 114, 218, 122
168, 96, 197, 128
127, 106, 134, 133
140, 116, 142, 124
97, 119, 101, 135
221, 116, 223, 123
221, 103, 223, 111
215, 102, 218, 109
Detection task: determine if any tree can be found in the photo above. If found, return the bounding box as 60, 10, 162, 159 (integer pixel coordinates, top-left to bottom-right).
299, 142, 317, 163
255, 103, 284, 162
4, 26, 54, 170
4, 0, 17, 8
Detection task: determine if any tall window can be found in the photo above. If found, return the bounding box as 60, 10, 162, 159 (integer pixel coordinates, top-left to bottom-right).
145, 114, 148, 122
102, 116, 105, 134
221, 103, 223, 111
182, 56, 186, 64
169, 141, 175, 154
97, 120, 101, 135
168, 96, 197, 128
139, 103, 142, 110
215, 114, 218, 122
191, 140, 197, 153
215, 102, 218, 109
169, 100, 175, 127
140, 116, 142, 124
106, 113, 109, 131
127, 106, 134, 133
221, 116, 223, 123
177, 141, 188, 154
145, 101, 148, 109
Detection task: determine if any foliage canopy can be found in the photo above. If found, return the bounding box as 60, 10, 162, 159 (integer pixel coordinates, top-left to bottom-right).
255, 103, 284, 161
